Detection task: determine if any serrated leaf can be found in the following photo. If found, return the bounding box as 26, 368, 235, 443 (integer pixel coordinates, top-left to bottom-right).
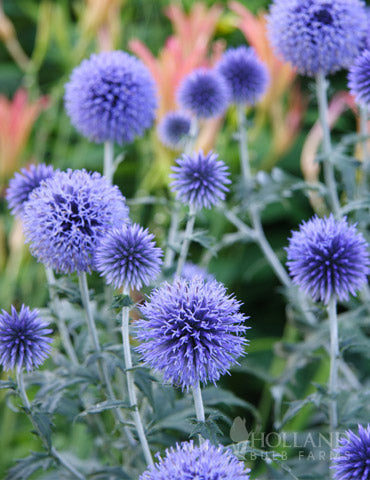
77, 400, 133, 418
189, 413, 223, 444
5, 452, 53, 480
276, 393, 322, 429
111, 294, 134, 310
134, 368, 155, 406
32, 411, 53, 450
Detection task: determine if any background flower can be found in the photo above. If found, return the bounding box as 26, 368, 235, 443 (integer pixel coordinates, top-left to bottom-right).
6, 163, 56, 216
217, 46, 269, 105
95, 223, 163, 290
158, 111, 192, 150
267, 0, 367, 76
23, 169, 129, 274
136, 277, 248, 390
140, 440, 250, 480
348, 50, 370, 106
286, 215, 370, 304
170, 150, 230, 210
180, 262, 214, 282
65, 50, 157, 144
332, 425, 370, 480
0, 305, 52, 371
177, 68, 230, 119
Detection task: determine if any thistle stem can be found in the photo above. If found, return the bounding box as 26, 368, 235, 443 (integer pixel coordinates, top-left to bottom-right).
176, 204, 196, 277
121, 292, 153, 466
328, 296, 339, 433
104, 141, 114, 184
237, 104, 252, 184
316, 71, 340, 216
45, 268, 78, 364
360, 103, 370, 194
78, 273, 136, 446
164, 202, 181, 270
192, 381, 205, 423
16, 369, 86, 480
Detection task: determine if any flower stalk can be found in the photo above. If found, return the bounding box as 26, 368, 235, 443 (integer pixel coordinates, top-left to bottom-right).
176, 204, 196, 277
328, 296, 339, 434
104, 140, 114, 184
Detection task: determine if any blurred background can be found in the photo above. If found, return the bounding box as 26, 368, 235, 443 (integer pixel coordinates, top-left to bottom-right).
0, 0, 364, 476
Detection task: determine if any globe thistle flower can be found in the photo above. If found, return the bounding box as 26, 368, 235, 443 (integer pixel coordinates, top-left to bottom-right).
0, 305, 52, 372
140, 440, 251, 480
6, 163, 56, 216
332, 425, 370, 480
170, 150, 231, 210
65, 51, 157, 144
136, 277, 249, 390
181, 262, 215, 282
158, 111, 192, 150
286, 215, 370, 304
267, 0, 367, 76
177, 69, 230, 119
23, 169, 129, 274
348, 50, 370, 106
217, 46, 269, 105
95, 223, 163, 291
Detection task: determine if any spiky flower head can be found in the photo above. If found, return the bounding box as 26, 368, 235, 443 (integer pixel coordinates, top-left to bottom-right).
217, 46, 269, 105
95, 223, 163, 291
23, 169, 129, 274
348, 50, 370, 106
181, 262, 215, 282
158, 111, 192, 150
140, 440, 251, 480
170, 150, 231, 210
267, 0, 367, 76
6, 163, 56, 216
0, 305, 52, 372
65, 51, 157, 144
177, 68, 230, 119
136, 277, 249, 390
286, 215, 370, 304
332, 425, 370, 480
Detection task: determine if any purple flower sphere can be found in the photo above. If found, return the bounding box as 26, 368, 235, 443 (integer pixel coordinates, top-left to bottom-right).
170, 150, 231, 210
136, 277, 249, 390
286, 215, 370, 304
6, 163, 56, 216
267, 0, 367, 76
158, 111, 192, 150
348, 50, 370, 106
23, 169, 129, 274
140, 440, 251, 480
65, 51, 157, 144
332, 425, 370, 480
0, 305, 52, 372
177, 68, 230, 119
217, 46, 269, 105
181, 262, 215, 282
95, 223, 163, 291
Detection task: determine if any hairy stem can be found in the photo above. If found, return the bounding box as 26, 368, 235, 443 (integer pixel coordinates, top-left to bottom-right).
328, 296, 339, 433
16, 369, 86, 480
316, 71, 340, 216
176, 204, 196, 277
237, 105, 252, 184
164, 202, 181, 270
104, 140, 114, 184
121, 294, 153, 466
192, 381, 205, 423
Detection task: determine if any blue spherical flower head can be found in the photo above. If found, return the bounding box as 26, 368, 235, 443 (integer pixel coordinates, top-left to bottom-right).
332, 425, 370, 480
65, 51, 157, 144
348, 50, 370, 106
177, 68, 230, 119
0, 305, 52, 372
23, 169, 129, 274
181, 262, 215, 282
170, 150, 231, 210
267, 0, 367, 76
136, 277, 249, 390
286, 215, 370, 304
140, 440, 251, 480
158, 111, 192, 150
95, 223, 163, 291
6, 163, 56, 216
217, 46, 270, 105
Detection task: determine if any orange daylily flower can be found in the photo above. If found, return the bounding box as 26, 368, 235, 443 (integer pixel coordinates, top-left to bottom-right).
0, 89, 48, 184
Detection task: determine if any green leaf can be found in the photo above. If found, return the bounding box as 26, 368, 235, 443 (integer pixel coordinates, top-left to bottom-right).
5, 452, 53, 480
111, 294, 134, 310
189, 413, 223, 444
88, 466, 132, 479
0, 379, 16, 390
31, 411, 53, 450
77, 400, 134, 418
134, 368, 155, 406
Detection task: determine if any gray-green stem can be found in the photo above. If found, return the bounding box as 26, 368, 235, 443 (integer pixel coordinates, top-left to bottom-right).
121, 291, 153, 466
192, 381, 205, 423
360, 103, 370, 194
237, 104, 252, 184
78, 273, 136, 446
16, 369, 86, 480
328, 296, 339, 434
176, 204, 196, 277
104, 141, 114, 184
164, 202, 181, 270
316, 71, 340, 216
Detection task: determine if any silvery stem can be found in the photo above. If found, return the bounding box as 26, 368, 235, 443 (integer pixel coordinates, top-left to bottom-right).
328, 296, 339, 434
316, 71, 340, 216
176, 204, 196, 277
237, 104, 252, 184
104, 140, 114, 184
192, 381, 205, 423
164, 202, 181, 270
121, 292, 153, 466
